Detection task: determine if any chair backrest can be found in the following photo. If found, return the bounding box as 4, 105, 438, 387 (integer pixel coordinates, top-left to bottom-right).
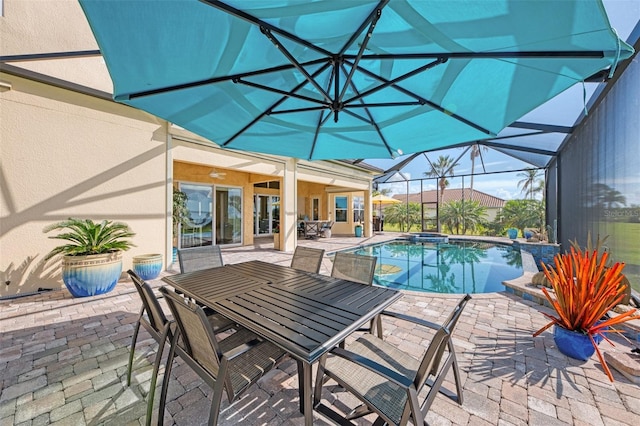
416, 294, 470, 387
291, 246, 325, 274
330, 252, 377, 285
128, 269, 169, 334
178, 245, 223, 273
159, 287, 224, 379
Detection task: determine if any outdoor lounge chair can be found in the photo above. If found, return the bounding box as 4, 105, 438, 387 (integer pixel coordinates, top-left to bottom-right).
126, 270, 235, 426
157, 287, 287, 426
313, 294, 471, 426
330, 251, 376, 285
291, 246, 325, 274
177, 245, 224, 273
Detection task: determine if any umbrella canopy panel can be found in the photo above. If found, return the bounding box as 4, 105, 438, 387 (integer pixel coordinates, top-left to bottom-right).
80, 0, 633, 160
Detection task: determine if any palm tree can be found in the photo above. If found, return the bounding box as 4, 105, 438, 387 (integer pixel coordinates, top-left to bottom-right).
384, 202, 421, 232
440, 200, 487, 234
517, 168, 543, 200
603, 188, 626, 209
469, 144, 488, 199
424, 154, 459, 207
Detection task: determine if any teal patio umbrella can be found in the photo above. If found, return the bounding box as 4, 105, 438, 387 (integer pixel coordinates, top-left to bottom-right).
79, 0, 633, 160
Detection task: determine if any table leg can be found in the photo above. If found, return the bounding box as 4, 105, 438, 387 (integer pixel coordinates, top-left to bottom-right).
296, 360, 313, 426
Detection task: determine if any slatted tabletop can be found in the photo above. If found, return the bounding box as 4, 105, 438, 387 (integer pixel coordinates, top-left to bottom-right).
162, 265, 269, 303
161, 260, 402, 425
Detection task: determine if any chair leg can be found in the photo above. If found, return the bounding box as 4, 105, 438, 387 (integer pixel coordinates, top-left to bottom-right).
157, 332, 179, 426
208, 360, 229, 426
375, 315, 383, 339
127, 307, 144, 386
145, 325, 170, 426
313, 354, 327, 406
449, 342, 464, 405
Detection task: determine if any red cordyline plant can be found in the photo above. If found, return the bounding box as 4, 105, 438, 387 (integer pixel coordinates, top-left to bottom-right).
533, 246, 639, 381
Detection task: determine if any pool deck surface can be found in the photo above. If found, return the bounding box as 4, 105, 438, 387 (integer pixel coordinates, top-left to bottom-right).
1, 233, 639, 425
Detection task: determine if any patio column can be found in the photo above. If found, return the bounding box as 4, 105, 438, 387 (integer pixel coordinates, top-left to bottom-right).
282, 158, 298, 252
364, 183, 372, 237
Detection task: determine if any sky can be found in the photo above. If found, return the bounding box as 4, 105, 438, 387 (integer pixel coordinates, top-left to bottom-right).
367, 0, 639, 202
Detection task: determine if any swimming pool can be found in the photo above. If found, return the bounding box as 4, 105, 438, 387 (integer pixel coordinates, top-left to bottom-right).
343, 240, 523, 294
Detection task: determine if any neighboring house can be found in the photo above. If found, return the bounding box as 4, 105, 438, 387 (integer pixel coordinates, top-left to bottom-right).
0, 1, 380, 297
393, 188, 506, 222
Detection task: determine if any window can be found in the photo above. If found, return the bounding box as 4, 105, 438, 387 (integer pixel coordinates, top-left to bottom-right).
335, 196, 348, 222
312, 198, 319, 220
353, 196, 364, 223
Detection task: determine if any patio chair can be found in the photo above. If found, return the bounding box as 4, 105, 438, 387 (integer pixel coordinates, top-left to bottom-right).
126, 270, 235, 426
331, 252, 378, 338
291, 246, 325, 274
320, 220, 334, 238
177, 245, 223, 273
157, 287, 287, 426
313, 294, 471, 426
330, 251, 376, 285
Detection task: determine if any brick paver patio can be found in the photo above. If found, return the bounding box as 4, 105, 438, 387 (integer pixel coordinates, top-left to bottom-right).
1, 234, 638, 425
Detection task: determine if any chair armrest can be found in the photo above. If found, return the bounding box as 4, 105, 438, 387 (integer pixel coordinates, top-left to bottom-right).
331, 347, 413, 388
222, 338, 263, 361
380, 311, 441, 330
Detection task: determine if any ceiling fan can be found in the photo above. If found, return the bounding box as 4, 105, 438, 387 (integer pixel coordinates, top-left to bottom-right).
209, 168, 227, 179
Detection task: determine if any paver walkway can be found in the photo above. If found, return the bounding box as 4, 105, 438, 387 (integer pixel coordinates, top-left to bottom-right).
1, 234, 638, 425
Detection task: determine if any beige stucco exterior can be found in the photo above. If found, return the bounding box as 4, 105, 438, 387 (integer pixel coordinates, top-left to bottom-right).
0, 0, 378, 297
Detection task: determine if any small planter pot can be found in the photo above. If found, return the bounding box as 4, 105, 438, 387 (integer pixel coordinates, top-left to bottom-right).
132, 254, 163, 280
355, 225, 363, 237
507, 228, 518, 239
553, 324, 607, 360
62, 252, 123, 297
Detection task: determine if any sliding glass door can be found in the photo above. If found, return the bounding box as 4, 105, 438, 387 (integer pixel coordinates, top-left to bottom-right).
179, 183, 242, 248
179, 183, 213, 248
215, 187, 242, 245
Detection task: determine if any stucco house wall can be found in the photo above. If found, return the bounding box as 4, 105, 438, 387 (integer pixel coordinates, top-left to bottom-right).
0, 73, 168, 297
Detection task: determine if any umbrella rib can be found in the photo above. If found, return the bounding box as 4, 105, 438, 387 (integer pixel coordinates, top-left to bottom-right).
338, 0, 389, 56
200, 0, 333, 57
341, 64, 394, 157
221, 62, 332, 147
338, 4, 385, 102
309, 111, 333, 160
346, 102, 423, 108
260, 27, 332, 104
269, 106, 326, 115
346, 51, 606, 60
348, 61, 494, 136
125, 58, 326, 100
344, 58, 445, 105
233, 78, 330, 106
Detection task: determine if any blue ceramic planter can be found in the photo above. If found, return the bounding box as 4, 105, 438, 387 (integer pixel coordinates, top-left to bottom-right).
507, 228, 518, 239
62, 253, 123, 297
132, 254, 163, 280
553, 324, 606, 360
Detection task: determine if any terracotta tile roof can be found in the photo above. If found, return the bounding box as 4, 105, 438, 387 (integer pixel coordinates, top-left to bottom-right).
392, 188, 505, 208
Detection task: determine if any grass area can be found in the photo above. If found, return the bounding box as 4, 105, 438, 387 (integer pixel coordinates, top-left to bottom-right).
599, 221, 640, 292
380, 223, 421, 232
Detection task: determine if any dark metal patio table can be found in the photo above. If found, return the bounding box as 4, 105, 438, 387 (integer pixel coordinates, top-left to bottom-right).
162, 260, 402, 425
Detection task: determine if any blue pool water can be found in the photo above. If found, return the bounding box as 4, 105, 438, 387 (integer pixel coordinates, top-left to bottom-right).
345, 240, 523, 294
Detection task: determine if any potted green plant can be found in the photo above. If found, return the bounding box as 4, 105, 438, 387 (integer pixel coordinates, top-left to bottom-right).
533, 237, 639, 381
43, 218, 135, 297
172, 189, 190, 259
